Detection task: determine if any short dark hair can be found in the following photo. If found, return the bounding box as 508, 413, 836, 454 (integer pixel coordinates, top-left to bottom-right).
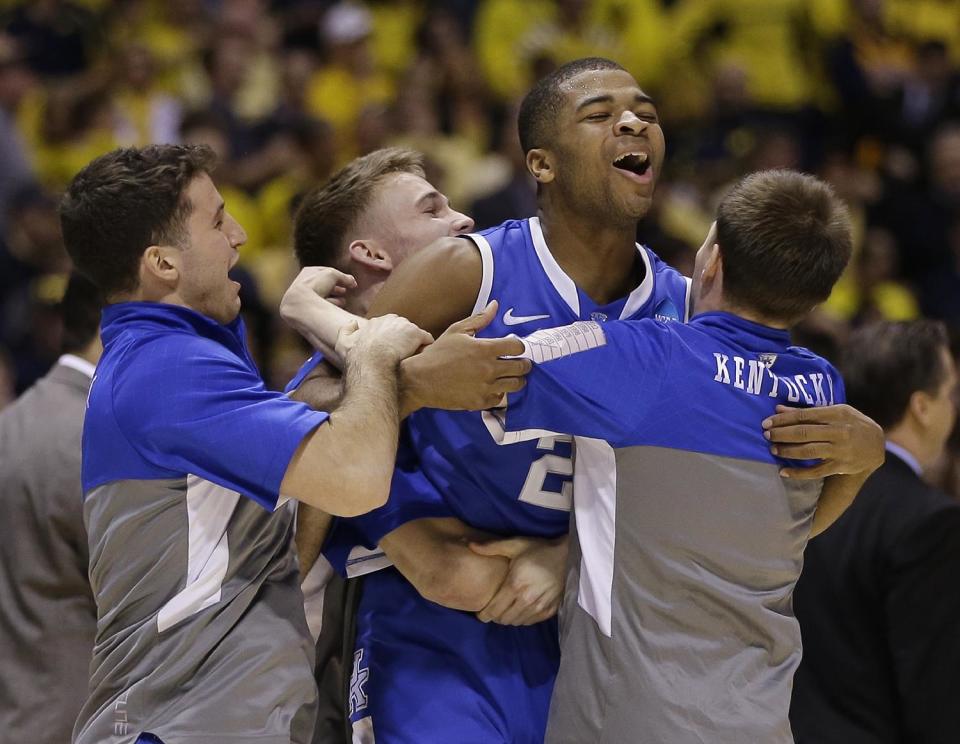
841, 321, 950, 429
294, 147, 425, 269
60, 145, 217, 296
518, 57, 626, 154
60, 272, 104, 354
715, 169, 852, 323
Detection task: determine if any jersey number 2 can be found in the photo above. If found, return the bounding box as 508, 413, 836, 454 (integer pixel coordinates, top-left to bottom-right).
518, 436, 573, 512
481, 411, 573, 512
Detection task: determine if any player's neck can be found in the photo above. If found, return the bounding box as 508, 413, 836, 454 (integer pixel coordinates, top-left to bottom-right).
538, 206, 640, 306
693, 294, 790, 330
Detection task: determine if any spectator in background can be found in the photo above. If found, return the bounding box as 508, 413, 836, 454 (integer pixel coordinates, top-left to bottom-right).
258, 117, 336, 253
0, 186, 70, 393
469, 101, 537, 230
0, 272, 102, 743
824, 226, 919, 325
880, 122, 960, 284
920, 218, 960, 325
884, 40, 960, 157
473, 0, 665, 105
4, 0, 98, 79
307, 2, 393, 160
792, 319, 960, 743
112, 42, 183, 147
0, 36, 37, 234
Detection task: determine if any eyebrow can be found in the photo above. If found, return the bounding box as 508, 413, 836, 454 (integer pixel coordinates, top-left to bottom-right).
576, 92, 656, 112
415, 191, 447, 209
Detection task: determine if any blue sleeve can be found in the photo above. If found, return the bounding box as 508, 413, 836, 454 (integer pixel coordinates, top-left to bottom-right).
113, 336, 329, 510
504, 320, 672, 446
285, 350, 326, 394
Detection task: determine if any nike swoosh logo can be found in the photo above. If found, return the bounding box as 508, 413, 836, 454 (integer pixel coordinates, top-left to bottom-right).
503, 308, 551, 326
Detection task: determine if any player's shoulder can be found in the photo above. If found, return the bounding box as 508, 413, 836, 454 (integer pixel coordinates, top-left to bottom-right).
604, 315, 681, 353
640, 244, 691, 317
474, 217, 529, 239
108, 327, 248, 403
787, 343, 839, 374
643, 244, 686, 279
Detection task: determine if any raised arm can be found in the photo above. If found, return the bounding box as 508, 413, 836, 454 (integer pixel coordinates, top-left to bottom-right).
368, 236, 482, 335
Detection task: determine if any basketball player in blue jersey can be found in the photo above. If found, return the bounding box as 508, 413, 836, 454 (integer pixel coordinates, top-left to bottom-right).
295, 59, 885, 743
498, 170, 867, 743
283, 148, 553, 743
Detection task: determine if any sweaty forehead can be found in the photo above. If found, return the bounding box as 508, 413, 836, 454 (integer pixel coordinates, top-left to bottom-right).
559, 68, 645, 107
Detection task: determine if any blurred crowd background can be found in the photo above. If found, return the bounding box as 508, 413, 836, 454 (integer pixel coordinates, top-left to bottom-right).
1, 0, 959, 493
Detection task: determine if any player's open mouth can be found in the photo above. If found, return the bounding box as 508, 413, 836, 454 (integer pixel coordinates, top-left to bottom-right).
613, 152, 653, 183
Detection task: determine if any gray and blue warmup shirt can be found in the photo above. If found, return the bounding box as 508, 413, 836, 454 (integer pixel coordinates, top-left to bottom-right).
500, 312, 843, 744
74, 303, 329, 744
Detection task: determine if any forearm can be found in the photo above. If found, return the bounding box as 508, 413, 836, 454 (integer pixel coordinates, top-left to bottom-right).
282, 292, 362, 368
398, 355, 427, 418
295, 504, 333, 579
810, 471, 870, 537
380, 520, 510, 611
282, 358, 400, 516
400, 545, 510, 612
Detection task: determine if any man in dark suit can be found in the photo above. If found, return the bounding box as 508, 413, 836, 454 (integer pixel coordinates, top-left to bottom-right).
0, 273, 103, 742
791, 319, 960, 743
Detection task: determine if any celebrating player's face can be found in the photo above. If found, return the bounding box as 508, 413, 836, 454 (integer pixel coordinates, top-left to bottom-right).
552, 69, 665, 221
370, 172, 473, 264
175, 172, 247, 324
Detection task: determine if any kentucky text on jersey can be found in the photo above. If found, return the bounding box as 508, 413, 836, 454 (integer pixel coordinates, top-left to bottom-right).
712, 352, 836, 404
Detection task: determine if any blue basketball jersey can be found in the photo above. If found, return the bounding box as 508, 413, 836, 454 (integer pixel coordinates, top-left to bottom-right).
329, 216, 691, 567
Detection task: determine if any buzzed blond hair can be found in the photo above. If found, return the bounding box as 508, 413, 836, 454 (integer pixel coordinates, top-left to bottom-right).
294, 147, 425, 270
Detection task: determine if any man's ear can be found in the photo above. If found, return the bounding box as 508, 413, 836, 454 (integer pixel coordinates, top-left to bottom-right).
141, 245, 180, 286
526, 148, 555, 185
701, 242, 722, 290
348, 240, 392, 273
908, 389, 935, 428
